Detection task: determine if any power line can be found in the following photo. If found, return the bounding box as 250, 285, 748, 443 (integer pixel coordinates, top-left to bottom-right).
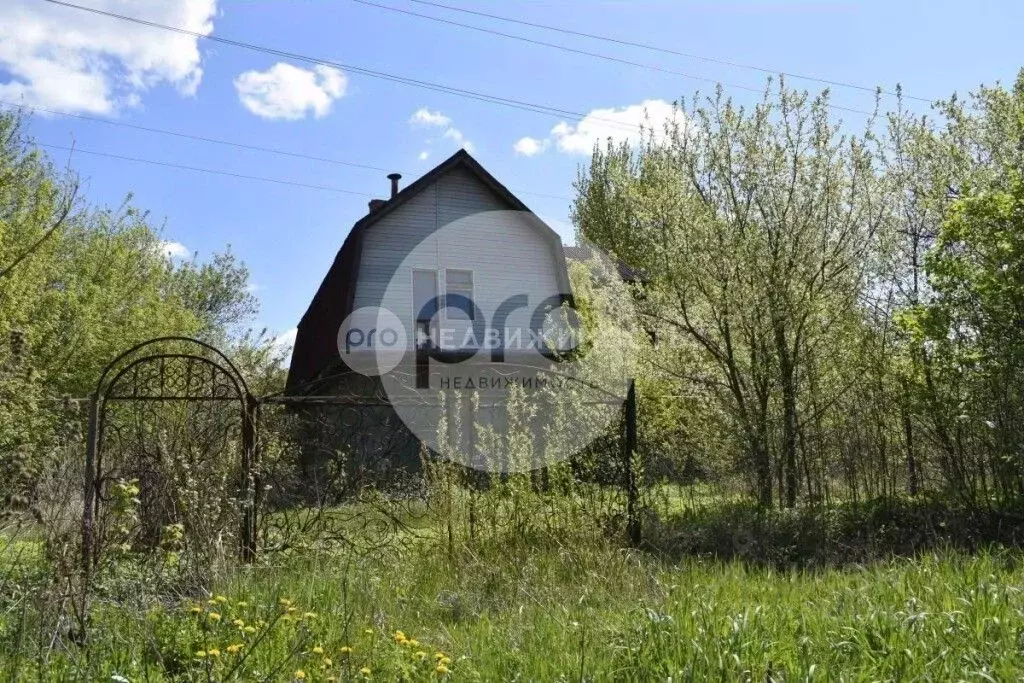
40, 0, 638, 133
4, 101, 391, 172
37, 142, 376, 196
352, 0, 875, 117
5, 102, 572, 202
406, 0, 934, 104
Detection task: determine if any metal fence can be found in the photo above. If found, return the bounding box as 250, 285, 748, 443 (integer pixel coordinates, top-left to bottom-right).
71, 337, 640, 569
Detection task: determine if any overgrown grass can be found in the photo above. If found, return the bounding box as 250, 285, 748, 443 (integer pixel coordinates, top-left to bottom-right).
643, 493, 1024, 568
4, 522, 1024, 680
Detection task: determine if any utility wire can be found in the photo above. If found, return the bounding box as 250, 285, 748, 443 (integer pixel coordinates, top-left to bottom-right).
36, 143, 377, 196
4, 100, 391, 172
353, 0, 876, 116
5, 102, 572, 202
406, 0, 933, 104
40, 0, 639, 133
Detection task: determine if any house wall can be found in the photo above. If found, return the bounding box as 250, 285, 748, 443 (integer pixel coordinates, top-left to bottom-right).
291, 160, 577, 480
350, 167, 567, 348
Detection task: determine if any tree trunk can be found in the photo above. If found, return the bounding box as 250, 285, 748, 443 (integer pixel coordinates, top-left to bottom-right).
775, 323, 799, 508
900, 384, 919, 496
755, 440, 772, 508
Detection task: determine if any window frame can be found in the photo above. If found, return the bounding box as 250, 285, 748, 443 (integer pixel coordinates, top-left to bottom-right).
444, 268, 475, 321
411, 268, 439, 348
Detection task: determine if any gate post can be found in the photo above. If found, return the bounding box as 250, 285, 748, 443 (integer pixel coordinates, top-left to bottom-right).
82, 393, 98, 572
240, 394, 258, 562
624, 379, 640, 545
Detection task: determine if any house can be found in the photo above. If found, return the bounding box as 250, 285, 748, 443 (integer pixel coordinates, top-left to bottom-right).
285, 149, 587, 476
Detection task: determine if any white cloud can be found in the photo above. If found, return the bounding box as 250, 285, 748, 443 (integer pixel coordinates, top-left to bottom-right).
551, 99, 679, 154
234, 63, 347, 120
513, 99, 681, 157
273, 327, 297, 364
409, 108, 451, 127
442, 127, 475, 153
409, 107, 475, 155
160, 240, 191, 259
418, 150, 430, 161
274, 327, 297, 349
0, 0, 216, 114
513, 136, 549, 157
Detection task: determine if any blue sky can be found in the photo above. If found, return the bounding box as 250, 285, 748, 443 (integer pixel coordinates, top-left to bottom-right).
2, 0, 1022, 347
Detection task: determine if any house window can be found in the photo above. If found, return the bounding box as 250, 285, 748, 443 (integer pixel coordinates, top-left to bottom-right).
412, 269, 438, 347
445, 269, 474, 320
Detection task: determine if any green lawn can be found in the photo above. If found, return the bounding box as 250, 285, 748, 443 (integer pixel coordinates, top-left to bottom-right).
8, 530, 1024, 681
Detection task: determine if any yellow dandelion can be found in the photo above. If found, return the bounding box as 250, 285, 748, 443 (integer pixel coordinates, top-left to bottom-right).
279, 598, 292, 607
339, 645, 353, 654
214, 595, 228, 604
207, 599, 217, 606
414, 650, 428, 660
208, 612, 222, 622
434, 652, 446, 660
189, 606, 203, 614
311, 645, 324, 655
243, 625, 257, 634
360, 667, 371, 676
236, 601, 248, 608
287, 606, 297, 614
323, 658, 333, 667
303, 612, 317, 620
394, 630, 407, 643
232, 618, 245, 628
195, 650, 206, 658
436, 663, 450, 675
363, 628, 374, 635
207, 648, 220, 657
408, 639, 420, 647
294, 670, 306, 680
226, 643, 243, 654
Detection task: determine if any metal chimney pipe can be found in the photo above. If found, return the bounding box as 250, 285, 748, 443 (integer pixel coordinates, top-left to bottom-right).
387, 173, 402, 198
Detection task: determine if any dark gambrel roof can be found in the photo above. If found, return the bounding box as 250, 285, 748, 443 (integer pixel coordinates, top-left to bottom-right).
286, 149, 570, 394
563, 245, 644, 283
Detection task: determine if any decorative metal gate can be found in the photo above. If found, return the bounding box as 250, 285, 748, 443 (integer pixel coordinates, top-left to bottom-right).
82, 337, 257, 570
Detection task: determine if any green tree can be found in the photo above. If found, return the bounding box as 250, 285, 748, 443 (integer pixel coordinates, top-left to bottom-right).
888, 69, 1024, 501
913, 169, 1024, 497
576, 83, 886, 507
0, 109, 264, 502
170, 249, 259, 342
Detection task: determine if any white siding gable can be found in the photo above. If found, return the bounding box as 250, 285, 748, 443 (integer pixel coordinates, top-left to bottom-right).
351, 167, 566, 349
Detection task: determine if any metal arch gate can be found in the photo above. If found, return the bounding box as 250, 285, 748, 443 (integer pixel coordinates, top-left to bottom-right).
82, 337, 258, 571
